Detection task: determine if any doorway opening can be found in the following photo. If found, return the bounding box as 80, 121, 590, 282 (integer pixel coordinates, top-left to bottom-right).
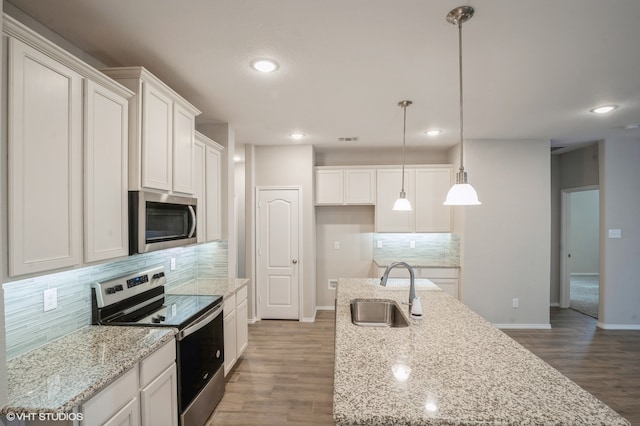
560, 187, 600, 318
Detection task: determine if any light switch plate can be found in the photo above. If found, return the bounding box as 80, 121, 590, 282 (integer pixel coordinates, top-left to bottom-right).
608, 229, 622, 239
377, 241, 383, 248
44, 288, 57, 312
170, 257, 177, 270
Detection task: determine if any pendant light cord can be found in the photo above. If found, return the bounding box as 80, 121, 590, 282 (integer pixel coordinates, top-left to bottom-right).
458, 21, 465, 175
401, 104, 407, 192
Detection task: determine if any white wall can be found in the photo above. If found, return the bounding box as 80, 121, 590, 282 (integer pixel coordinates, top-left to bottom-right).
315, 146, 448, 166
569, 190, 599, 274
461, 139, 551, 327
598, 137, 640, 328
254, 145, 316, 321
316, 206, 375, 307
235, 145, 246, 278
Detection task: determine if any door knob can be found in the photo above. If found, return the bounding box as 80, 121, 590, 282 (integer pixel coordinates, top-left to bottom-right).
292, 259, 298, 264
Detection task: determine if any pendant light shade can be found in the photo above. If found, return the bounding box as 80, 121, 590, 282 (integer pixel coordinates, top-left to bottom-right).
444, 6, 481, 206
393, 100, 413, 211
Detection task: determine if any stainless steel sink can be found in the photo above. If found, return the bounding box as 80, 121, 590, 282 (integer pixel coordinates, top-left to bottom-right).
350, 299, 409, 327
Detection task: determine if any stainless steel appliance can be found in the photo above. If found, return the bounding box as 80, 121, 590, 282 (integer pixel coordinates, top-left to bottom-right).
91, 266, 224, 426
129, 191, 197, 255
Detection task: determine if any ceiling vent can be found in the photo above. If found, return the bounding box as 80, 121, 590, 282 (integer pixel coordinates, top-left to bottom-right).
338, 137, 359, 142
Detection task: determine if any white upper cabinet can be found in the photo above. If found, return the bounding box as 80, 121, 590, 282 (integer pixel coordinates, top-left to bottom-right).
376, 166, 452, 233
205, 142, 223, 242
4, 16, 133, 277
101, 67, 201, 195
142, 81, 173, 191
194, 131, 224, 243
84, 79, 130, 263
414, 167, 452, 232
315, 167, 376, 205
7, 37, 83, 276
375, 168, 414, 232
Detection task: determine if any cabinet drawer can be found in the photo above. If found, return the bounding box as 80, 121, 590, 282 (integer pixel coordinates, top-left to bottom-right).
224, 294, 236, 315
140, 339, 176, 388
236, 285, 248, 303
420, 268, 459, 279
82, 367, 138, 426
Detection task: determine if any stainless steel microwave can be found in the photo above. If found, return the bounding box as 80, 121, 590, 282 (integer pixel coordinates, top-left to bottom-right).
129, 191, 197, 254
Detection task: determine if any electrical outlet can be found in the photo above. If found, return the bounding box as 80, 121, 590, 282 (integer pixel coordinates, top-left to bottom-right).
44, 288, 57, 312
170, 257, 176, 271
328, 279, 338, 290
410, 241, 416, 249
377, 241, 382, 248
608, 229, 622, 239
334, 241, 340, 250
512, 298, 519, 308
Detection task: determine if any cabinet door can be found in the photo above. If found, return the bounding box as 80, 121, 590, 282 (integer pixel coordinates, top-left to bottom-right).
140, 364, 178, 426
345, 169, 376, 204
142, 82, 173, 191
172, 103, 195, 194
315, 169, 344, 205
205, 146, 222, 241
8, 38, 83, 276
103, 397, 140, 426
236, 298, 248, 357
193, 140, 206, 243
84, 80, 129, 263
414, 168, 452, 232
223, 309, 237, 376
375, 169, 414, 232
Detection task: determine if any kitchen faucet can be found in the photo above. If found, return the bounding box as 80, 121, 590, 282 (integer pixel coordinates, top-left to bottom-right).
380, 261, 416, 314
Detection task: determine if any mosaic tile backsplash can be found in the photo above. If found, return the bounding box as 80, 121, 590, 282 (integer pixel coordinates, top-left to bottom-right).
373, 233, 460, 265
3, 241, 228, 360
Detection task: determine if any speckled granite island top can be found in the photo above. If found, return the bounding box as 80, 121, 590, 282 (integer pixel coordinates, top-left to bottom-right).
333, 278, 630, 426
2, 326, 176, 414
167, 278, 249, 299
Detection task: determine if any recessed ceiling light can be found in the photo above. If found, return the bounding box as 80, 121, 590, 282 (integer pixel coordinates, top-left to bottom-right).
233, 155, 242, 162
425, 129, 442, 137
251, 58, 279, 73
589, 105, 618, 114
290, 132, 305, 140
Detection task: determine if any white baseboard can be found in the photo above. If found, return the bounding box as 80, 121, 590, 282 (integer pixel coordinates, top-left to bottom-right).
300, 316, 316, 323
247, 317, 259, 324
316, 305, 335, 311
569, 273, 599, 276
550, 302, 560, 307
597, 322, 640, 330
494, 323, 552, 330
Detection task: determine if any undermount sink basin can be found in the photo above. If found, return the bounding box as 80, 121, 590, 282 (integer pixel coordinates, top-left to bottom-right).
350, 299, 409, 328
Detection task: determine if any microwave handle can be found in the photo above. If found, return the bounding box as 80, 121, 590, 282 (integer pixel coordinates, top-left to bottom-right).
188, 205, 196, 238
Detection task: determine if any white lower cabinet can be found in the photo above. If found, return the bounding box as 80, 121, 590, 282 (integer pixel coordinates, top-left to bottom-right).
223, 285, 249, 376
81, 339, 177, 426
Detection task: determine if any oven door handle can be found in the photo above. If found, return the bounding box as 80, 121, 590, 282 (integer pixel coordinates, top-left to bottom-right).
177, 303, 223, 341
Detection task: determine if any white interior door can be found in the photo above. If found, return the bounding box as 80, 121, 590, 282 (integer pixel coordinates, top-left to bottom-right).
257, 188, 300, 319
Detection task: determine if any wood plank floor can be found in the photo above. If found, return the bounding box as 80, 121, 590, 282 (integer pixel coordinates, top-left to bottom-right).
503, 308, 640, 425
207, 308, 640, 425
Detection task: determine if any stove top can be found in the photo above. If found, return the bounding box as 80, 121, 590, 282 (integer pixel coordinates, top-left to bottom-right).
115, 294, 222, 329
91, 266, 223, 330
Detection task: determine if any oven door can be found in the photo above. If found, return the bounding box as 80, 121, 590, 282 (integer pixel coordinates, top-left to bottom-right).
176, 303, 224, 426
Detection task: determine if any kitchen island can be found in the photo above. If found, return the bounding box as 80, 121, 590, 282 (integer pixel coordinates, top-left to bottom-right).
333, 278, 629, 425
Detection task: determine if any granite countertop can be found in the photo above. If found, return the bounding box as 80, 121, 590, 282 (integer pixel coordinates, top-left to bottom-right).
333, 278, 630, 425
374, 258, 460, 268
167, 277, 249, 299
2, 326, 176, 415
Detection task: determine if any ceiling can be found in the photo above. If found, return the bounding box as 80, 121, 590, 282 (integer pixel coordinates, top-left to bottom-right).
6, 0, 640, 150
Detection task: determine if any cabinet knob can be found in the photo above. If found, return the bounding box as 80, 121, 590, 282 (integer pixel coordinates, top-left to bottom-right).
292, 259, 298, 264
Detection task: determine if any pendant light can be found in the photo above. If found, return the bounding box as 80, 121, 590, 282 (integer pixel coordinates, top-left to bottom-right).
393, 100, 413, 211
444, 6, 481, 206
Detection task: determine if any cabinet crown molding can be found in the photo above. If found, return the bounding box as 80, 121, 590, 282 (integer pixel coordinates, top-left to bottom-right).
3, 13, 134, 100
100, 66, 202, 116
